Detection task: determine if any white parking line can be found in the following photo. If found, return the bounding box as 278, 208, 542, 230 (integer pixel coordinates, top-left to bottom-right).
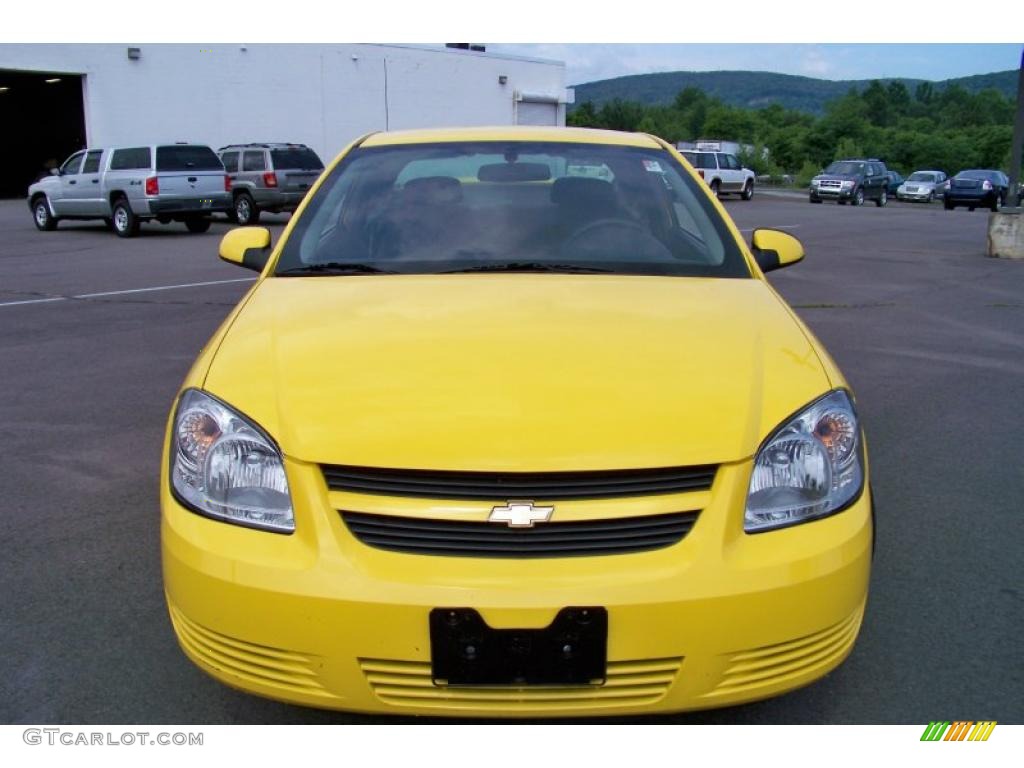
0, 277, 257, 309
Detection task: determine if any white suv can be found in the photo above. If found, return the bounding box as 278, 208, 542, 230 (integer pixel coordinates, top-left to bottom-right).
679, 151, 755, 200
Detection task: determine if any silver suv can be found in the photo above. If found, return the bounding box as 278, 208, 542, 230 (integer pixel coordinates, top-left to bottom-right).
219, 143, 324, 225
28, 144, 232, 237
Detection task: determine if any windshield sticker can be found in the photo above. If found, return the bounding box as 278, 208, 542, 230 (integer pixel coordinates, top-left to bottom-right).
642, 159, 664, 173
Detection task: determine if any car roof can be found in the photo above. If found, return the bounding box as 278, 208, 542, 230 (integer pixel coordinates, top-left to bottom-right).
105, 143, 213, 150
219, 143, 311, 150
360, 126, 663, 149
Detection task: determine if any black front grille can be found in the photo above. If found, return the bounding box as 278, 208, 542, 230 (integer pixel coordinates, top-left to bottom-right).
321, 464, 717, 500
342, 510, 700, 558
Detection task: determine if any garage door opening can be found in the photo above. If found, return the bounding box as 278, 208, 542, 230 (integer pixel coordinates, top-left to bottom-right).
0, 70, 86, 199
516, 93, 559, 127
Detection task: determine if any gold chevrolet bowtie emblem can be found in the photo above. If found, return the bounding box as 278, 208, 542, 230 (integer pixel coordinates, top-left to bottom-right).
488, 501, 554, 528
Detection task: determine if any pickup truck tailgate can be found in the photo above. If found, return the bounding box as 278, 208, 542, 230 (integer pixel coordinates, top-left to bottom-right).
155, 145, 226, 197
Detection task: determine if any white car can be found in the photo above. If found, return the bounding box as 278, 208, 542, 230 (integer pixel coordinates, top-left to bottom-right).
896, 170, 948, 203
679, 150, 755, 200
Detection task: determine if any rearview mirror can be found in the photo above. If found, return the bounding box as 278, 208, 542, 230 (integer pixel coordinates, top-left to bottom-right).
751, 229, 804, 273
219, 227, 272, 272
478, 162, 551, 182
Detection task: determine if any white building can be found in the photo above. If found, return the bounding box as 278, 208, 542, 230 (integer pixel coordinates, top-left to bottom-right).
0, 44, 571, 196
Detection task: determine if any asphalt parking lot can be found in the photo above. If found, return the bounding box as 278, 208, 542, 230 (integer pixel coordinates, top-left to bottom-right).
1, 193, 1021, 724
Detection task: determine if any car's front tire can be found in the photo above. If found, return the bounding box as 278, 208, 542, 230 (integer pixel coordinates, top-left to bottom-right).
741, 180, 754, 201
32, 197, 58, 231
876, 189, 887, 207
851, 187, 864, 206
990, 194, 1002, 213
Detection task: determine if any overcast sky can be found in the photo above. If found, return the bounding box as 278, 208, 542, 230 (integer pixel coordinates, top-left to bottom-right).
486, 44, 1023, 86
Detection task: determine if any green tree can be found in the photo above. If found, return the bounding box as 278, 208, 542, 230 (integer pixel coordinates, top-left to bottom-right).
568, 101, 599, 128
886, 81, 911, 120
598, 99, 645, 132
795, 160, 822, 187
862, 80, 892, 127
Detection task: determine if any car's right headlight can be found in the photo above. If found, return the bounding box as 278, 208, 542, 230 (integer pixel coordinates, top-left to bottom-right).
170, 388, 294, 533
810, 178, 820, 186
745, 390, 864, 533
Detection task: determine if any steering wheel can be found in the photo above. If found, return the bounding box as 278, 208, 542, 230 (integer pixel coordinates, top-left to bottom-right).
561, 217, 647, 248
560, 218, 662, 259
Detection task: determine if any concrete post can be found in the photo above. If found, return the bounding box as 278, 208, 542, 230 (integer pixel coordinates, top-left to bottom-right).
1007, 47, 1023, 208
987, 48, 1024, 261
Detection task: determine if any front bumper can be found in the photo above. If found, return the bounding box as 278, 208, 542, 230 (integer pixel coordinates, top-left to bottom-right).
897, 188, 934, 201
810, 185, 855, 200
162, 457, 872, 718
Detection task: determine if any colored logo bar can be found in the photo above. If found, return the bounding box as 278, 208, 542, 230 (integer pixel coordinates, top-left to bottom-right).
921, 721, 997, 741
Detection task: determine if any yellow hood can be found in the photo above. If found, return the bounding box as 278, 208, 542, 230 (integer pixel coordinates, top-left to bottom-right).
203, 275, 830, 470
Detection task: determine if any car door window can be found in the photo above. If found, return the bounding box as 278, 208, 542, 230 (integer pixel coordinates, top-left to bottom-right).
243, 151, 266, 172
82, 150, 103, 174
716, 154, 729, 171
221, 152, 239, 172
61, 153, 84, 175
110, 147, 152, 170
725, 155, 741, 170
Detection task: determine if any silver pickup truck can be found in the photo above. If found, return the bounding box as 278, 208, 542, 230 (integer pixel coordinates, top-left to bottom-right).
28, 144, 232, 237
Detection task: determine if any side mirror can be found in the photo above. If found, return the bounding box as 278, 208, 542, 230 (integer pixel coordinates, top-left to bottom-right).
50, 168, 61, 176
751, 229, 804, 273
219, 227, 272, 272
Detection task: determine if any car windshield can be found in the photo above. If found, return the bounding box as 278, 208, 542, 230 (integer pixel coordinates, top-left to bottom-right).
824, 161, 865, 176
908, 172, 937, 182
275, 141, 749, 278
271, 147, 324, 171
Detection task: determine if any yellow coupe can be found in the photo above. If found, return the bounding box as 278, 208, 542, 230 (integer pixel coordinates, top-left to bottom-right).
162, 127, 872, 717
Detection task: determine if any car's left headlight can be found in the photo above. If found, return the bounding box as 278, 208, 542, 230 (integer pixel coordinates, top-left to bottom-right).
170, 389, 294, 533
745, 390, 864, 533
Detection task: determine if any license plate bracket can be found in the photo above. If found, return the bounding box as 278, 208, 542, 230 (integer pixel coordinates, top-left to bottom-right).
429, 607, 607, 686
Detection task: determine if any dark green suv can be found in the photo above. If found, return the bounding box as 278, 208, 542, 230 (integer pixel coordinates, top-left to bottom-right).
809, 159, 890, 207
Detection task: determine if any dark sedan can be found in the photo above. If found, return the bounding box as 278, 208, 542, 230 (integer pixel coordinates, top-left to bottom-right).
885, 170, 904, 196
944, 170, 1011, 212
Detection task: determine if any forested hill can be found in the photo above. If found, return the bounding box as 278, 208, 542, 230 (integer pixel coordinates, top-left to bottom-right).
571, 69, 1019, 115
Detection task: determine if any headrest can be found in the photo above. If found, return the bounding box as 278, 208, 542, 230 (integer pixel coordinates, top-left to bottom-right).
551, 176, 617, 208
402, 176, 463, 205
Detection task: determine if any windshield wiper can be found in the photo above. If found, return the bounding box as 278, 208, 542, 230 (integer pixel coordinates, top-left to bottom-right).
442, 261, 613, 274
277, 262, 399, 276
